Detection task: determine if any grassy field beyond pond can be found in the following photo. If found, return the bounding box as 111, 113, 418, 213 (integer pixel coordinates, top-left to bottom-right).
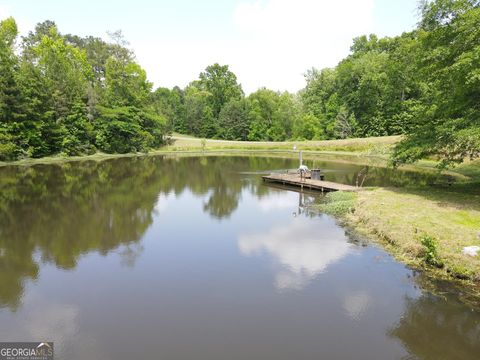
168, 134, 401, 154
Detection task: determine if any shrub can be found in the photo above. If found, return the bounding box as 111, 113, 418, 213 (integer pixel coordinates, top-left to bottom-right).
0, 129, 20, 161
420, 234, 443, 268
317, 191, 357, 216
0, 141, 19, 161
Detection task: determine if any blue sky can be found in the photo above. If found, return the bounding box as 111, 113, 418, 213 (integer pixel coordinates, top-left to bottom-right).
0, 0, 419, 93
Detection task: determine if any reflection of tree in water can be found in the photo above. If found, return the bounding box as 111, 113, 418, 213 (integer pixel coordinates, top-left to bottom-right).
0, 156, 292, 309
118, 243, 144, 268
0, 155, 445, 310
389, 294, 480, 359
203, 185, 241, 219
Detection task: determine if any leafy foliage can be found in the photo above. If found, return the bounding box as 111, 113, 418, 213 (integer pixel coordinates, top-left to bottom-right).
393, 0, 480, 166
420, 234, 443, 267
0, 18, 168, 161
1, 0, 479, 166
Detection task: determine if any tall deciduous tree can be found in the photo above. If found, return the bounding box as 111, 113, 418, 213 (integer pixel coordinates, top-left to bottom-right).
198, 63, 244, 119
0, 17, 23, 160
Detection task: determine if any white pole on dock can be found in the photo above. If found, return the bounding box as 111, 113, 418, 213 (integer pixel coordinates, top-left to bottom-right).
299, 150, 303, 167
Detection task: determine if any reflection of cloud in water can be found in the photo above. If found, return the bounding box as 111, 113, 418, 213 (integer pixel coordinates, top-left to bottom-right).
154, 192, 175, 213
257, 191, 298, 212
343, 291, 371, 321
0, 292, 109, 360
238, 218, 351, 290
117, 242, 144, 268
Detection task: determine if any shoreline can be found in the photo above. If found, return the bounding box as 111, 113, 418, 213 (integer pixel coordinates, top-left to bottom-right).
0, 147, 467, 179
314, 188, 480, 305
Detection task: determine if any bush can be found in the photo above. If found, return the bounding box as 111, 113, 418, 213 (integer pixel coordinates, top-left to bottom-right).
317, 191, 357, 216
0, 141, 19, 161
420, 234, 443, 268
0, 129, 20, 161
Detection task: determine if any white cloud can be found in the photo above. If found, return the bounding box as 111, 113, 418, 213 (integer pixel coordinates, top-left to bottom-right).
154, 192, 175, 213
343, 290, 371, 321
0, 292, 109, 360
1, 1, 376, 94
230, 0, 375, 93
0, 4, 11, 19
138, 0, 375, 94
0, 4, 34, 37
238, 217, 352, 290
257, 191, 298, 212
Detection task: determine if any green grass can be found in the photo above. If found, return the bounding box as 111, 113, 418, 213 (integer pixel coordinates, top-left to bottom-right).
454, 159, 480, 179
168, 134, 401, 153
316, 191, 358, 216
309, 159, 480, 287
347, 187, 480, 282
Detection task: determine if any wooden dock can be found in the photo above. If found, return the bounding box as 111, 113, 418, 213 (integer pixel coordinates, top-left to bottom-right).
262, 173, 359, 192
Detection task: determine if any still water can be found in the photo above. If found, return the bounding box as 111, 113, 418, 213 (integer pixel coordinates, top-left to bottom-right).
0, 156, 479, 360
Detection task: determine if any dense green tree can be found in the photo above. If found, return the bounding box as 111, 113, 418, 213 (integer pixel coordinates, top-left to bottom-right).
302, 34, 422, 140
218, 98, 250, 140
21, 24, 93, 157
2, 1, 479, 166
299, 0, 479, 165
247, 89, 296, 141
183, 84, 214, 137
0, 18, 169, 161
301, 68, 338, 138
198, 63, 244, 119
149, 86, 185, 133
333, 106, 358, 139
61, 102, 95, 155
0, 17, 23, 160
393, 0, 480, 166
104, 59, 151, 108
292, 113, 323, 140
95, 106, 166, 153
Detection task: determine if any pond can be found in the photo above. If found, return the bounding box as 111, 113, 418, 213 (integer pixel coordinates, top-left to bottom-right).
0, 156, 479, 360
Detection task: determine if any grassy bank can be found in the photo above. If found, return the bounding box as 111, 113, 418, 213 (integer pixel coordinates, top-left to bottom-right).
316, 161, 480, 292
169, 134, 401, 154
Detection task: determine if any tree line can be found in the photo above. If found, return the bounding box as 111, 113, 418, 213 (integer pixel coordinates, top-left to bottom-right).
1, 0, 479, 166
0, 20, 168, 161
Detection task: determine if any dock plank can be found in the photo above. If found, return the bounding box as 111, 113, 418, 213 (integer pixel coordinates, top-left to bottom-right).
262, 173, 359, 192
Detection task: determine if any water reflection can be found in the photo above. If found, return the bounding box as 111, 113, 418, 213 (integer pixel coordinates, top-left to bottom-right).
0, 156, 294, 309
0, 155, 478, 360
343, 290, 371, 321
238, 216, 352, 290
0, 155, 468, 309
389, 293, 480, 358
